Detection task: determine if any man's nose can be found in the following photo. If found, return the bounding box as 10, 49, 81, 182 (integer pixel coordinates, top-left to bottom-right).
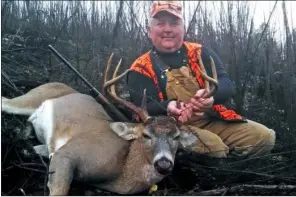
163, 23, 173, 32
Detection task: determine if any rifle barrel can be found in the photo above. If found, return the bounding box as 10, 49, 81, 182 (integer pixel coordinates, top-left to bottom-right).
48, 45, 129, 122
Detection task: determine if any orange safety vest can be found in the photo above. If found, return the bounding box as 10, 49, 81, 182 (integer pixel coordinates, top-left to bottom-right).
130, 41, 246, 122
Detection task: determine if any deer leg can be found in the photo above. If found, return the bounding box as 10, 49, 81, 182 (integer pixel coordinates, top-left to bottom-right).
47, 153, 74, 196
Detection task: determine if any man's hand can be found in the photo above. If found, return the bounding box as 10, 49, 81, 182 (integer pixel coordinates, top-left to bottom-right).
190, 89, 214, 116
167, 100, 193, 123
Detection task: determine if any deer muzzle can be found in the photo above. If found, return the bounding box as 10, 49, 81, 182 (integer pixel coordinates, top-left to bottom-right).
154, 156, 174, 175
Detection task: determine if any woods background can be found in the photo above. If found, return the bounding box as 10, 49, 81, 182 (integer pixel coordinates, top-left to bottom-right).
1, 0, 296, 196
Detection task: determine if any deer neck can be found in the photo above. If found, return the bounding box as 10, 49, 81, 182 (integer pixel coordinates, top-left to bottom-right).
106, 139, 165, 194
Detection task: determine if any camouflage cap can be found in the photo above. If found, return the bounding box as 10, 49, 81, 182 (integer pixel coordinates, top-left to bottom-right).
150, 1, 183, 19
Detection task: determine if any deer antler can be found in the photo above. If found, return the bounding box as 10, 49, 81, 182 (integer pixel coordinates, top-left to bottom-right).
197, 56, 218, 98
103, 53, 114, 86
103, 54, 151, 124
111, 58, 122, 95
103, 54, 124, 96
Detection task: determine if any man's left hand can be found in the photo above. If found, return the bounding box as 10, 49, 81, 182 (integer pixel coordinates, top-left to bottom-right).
189, 89, 214, 113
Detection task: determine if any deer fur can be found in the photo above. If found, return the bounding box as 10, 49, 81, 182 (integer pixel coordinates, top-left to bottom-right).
2, 82, 77, 115
2, 82, 198, 195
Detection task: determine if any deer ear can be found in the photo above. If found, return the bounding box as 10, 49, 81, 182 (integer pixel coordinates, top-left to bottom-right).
179, 131, 198, 149
110, 122, 140, 141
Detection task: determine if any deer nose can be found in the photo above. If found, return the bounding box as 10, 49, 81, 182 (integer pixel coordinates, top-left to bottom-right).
154, 157, 173, 175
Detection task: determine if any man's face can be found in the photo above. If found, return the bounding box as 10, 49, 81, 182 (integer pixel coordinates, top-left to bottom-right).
148, 12, 185, 53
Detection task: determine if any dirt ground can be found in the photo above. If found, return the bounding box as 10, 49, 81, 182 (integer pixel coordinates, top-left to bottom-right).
2, 111, 296, 196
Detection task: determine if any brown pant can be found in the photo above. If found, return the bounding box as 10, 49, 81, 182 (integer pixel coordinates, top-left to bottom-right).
182, 117, 275, 158
165, 67, 276, 158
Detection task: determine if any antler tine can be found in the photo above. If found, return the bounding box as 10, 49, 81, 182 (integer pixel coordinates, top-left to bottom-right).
103, 54, 151, 123
141, 89, 148, 110
103, 53, 114, 85
138, 89, 151, 123
139, 89, 151, 123
198, 57, 210, 90
110, 58, 122, 95
198, 56, 218, 98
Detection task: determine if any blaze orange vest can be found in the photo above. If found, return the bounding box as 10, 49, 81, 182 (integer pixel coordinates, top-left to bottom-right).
130, 41, 246, 122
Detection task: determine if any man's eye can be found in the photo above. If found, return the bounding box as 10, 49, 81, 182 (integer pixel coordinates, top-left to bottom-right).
170, 21, 178, 26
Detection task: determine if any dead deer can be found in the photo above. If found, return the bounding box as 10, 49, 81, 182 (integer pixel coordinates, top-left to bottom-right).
1, 53, 218, 195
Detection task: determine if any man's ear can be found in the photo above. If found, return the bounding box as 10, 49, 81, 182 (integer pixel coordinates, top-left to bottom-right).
147, 27, 152, 39
183, 24, 187, 40
110, 122, 141, 141
179, 131, 198, 149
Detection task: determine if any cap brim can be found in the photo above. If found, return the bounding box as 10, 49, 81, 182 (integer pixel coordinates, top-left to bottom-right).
151, 10, 183, 19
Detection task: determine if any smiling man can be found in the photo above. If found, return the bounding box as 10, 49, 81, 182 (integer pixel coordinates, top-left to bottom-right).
126, 1, 276, 158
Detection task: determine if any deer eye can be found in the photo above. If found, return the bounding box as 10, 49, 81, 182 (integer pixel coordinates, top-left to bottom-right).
142, 133, 152, 140
173, 133, 180, 141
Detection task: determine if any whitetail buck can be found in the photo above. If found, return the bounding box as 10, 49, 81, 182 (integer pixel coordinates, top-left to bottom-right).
2, 54, 218, 195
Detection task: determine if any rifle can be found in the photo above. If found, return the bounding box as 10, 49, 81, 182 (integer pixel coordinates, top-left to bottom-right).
48, 45, 129, 122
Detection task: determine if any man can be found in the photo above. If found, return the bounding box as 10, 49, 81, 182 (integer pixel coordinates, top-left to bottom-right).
126, 1, 275, 158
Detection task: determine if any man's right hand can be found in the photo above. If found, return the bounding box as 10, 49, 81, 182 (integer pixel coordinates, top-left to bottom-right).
189, 89, 214, 117
167, 100, 193, 123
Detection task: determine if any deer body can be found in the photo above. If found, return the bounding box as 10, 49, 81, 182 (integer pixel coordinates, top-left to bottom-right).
2, 83, 195, 195
2, 82, 77, 116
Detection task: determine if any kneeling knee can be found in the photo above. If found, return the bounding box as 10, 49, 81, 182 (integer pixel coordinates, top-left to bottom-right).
265, 129, 276, 145
260, 128, 276, 147
229, 124, 276, 157
247, 121, 276, 146
251, 128, 276, 156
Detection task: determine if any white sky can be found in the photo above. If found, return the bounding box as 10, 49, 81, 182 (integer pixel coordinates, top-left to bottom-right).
253, 1, 296, 41
39, 1, 296, 42
183, 1, 295, 41
185, 1, 296, 28
249, 1, 295, 28
92, 1, 295, 42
